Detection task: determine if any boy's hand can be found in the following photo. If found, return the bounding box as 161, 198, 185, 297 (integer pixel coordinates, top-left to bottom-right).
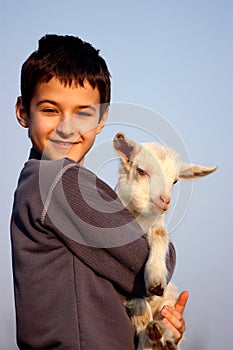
160, 290, 189, 344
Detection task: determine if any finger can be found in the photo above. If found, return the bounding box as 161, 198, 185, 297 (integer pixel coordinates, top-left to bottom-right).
161, 306, 186, 342
161, 307, 183, 329
162, 317, 184, 343
174, 290, 189, 315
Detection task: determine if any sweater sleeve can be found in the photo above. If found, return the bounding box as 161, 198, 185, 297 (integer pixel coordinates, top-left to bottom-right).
39, 158, 176, 297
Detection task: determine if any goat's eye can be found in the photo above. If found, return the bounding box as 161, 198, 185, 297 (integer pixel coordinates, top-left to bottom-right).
137, 167, 147, 176
173, 179, 178, 185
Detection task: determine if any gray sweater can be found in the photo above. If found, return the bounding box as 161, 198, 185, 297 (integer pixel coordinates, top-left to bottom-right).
11, 149, 176, 350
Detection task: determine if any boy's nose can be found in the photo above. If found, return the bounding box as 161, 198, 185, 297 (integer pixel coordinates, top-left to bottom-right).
56, 118, 77, 138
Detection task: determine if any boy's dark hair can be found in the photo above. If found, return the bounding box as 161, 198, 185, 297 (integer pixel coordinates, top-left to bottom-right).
20, 34, 111, 118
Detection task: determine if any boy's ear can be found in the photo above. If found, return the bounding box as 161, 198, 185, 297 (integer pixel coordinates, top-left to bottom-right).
16, 96, 29, 128
96, 108, 109, 134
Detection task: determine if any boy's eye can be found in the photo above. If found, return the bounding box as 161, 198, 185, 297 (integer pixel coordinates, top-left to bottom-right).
76, 111, 92, 117
42, 108, 57, 114
75, 108, 97, 118
75, 107, 98, 119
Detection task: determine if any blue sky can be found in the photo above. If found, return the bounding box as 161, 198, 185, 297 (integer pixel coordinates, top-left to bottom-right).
0, 1, 232, 349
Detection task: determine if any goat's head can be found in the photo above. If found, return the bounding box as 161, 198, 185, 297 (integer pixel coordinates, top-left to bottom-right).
114, 132, 217, 219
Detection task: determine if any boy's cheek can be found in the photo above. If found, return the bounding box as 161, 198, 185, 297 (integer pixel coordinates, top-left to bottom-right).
72, 117, 99, 135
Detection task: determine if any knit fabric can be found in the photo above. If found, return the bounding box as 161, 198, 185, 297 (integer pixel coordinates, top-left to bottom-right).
10, 149, 176, 349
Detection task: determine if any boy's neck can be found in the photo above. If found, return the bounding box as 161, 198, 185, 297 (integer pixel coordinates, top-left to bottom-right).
29, 147, 42, 160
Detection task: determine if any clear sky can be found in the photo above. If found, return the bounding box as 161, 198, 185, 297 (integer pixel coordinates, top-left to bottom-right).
0, 0, 232, 349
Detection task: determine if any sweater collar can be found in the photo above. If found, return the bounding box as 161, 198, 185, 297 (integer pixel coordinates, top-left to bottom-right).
28, 147, 78, 164
29, 148, 42, 160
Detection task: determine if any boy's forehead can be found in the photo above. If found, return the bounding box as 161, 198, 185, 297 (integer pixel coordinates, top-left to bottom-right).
32, 77, 101, 106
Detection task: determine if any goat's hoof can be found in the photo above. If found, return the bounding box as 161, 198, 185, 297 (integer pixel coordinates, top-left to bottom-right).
147, 321, 164, 341
164, 341, 177, 350
148, 284, 164, 296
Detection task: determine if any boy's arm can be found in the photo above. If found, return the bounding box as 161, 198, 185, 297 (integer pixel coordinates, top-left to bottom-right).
40, 159, 176, 297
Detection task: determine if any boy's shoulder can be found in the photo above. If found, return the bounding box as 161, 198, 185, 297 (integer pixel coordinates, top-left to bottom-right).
19, 156, 78, 192
19, 155, 102, 199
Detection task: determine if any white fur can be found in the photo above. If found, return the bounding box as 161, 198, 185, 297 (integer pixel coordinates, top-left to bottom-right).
114, 132, 217, 350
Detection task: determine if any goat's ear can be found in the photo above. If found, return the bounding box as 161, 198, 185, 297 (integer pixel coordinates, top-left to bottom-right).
113, 132, 140, 161
179, 163, 217, 179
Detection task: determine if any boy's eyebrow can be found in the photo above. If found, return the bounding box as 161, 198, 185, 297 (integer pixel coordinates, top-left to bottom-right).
36, 99, 58, 107
78, 105, 98, 112
37, 99, 98, 111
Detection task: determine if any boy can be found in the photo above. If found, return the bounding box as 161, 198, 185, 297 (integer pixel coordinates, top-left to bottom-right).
11, 34, 188, 349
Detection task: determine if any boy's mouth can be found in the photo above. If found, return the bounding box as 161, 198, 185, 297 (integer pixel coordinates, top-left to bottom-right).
50, 139, 79, 147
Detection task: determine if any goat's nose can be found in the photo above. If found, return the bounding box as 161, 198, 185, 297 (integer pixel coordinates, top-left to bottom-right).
160, 195, 170, 205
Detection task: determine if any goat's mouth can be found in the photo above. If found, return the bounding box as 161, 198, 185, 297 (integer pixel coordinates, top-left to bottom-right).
153, 202, 169, 213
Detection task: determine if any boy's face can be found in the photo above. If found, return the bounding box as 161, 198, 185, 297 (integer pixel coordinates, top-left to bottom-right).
16, 78, 108, 163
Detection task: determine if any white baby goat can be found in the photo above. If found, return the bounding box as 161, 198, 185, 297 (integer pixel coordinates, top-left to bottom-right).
113, 132, 217, 350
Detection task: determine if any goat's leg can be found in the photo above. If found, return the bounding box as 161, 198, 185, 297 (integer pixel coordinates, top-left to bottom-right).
149, 283, 178, 316
145, 226, 169, 296
125, 298, 154, 350
145, 284, 179, 350
125, 298, 152, 331
146, 320, 177, 350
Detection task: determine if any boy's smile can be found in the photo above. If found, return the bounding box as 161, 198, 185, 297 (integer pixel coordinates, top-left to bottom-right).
16, 78, 108, 163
